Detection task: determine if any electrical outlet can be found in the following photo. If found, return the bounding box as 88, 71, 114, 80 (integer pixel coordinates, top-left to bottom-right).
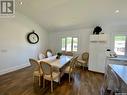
1, 49, 7, 53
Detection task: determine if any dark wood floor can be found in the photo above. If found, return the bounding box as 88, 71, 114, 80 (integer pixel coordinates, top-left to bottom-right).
0, 66, 104, 95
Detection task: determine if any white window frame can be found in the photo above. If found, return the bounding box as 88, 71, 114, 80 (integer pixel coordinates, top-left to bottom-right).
61, 37, 78, 52
112, 32, 127, 57
72, 37, 78, 52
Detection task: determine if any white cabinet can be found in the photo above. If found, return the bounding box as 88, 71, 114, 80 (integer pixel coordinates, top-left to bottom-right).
90, 34, 107, 42
88, 35, 107, 73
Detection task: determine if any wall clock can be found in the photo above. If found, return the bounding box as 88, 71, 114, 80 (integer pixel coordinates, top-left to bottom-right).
27, 31, 39, 44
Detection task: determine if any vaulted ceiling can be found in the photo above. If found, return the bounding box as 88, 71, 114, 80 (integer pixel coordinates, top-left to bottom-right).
16, 0, 127, 31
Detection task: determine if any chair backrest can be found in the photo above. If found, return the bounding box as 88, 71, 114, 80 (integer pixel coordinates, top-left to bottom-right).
29, 58, 40, 72
38, 53, 45, 60
69, 56, 78, 69
82, 52, 89, 62
40, 61, 52, 75
46, 49, 53, 58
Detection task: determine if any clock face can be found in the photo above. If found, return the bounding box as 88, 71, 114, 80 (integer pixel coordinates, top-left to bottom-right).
27, 32, 39, 44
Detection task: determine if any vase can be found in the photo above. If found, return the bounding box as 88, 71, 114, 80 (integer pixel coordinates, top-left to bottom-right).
56, 56, 60, 59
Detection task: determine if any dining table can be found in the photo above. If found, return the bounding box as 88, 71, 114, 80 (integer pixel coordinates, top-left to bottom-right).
38, 55, 73, 77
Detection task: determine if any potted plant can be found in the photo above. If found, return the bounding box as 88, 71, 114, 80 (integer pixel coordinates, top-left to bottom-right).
56, 52, 62, 59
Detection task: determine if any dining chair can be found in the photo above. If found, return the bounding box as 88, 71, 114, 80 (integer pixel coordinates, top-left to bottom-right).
62, 51, 73, 56
77, 52, 89, 70
29, 58, 43, 86
38, 53, 45, 60
40, 61, 60, 92
64, 56, 78, 82
45, 49, 53, 58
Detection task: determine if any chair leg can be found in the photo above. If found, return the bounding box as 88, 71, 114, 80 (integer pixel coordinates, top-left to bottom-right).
33, 75, 35, 84
39, 75, 41, 86
109, 91, 114, 95
43, 78, 45, 88
59, 76, 60, 84
69, 73, 71, 83
51, 80, 53, 92
83, 64, 85, 70
82, 65, 84, 70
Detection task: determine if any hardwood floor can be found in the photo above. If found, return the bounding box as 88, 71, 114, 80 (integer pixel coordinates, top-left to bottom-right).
0, 66, 104, 95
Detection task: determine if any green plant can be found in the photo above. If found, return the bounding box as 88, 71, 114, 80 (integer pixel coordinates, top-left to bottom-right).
57, 52, 62, 56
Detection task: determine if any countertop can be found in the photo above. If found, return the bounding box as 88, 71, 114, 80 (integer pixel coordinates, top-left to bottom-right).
109, 64, 127, 85
108, 57, 127, 61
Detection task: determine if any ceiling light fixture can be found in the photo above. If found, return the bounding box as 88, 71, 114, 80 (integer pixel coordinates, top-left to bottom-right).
20, 1, 23, 5
115, 10, 119, 13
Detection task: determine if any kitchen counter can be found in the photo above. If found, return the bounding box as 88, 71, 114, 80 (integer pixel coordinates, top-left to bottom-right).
107, 57, 127, 66
109, 64, 127, 85
108, 57, 127, 61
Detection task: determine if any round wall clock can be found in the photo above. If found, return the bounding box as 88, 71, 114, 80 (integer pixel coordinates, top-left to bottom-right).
27, 31, 39, 44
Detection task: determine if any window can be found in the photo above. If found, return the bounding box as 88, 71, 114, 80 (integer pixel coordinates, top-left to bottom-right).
66, 37, 72, 51
62, 38, 66, 51
73, 38, 78, 51
61, 37, 78, 52
114, 35, 127, 55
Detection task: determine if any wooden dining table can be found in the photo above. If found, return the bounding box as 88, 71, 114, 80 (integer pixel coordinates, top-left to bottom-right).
38, 55, 73, 77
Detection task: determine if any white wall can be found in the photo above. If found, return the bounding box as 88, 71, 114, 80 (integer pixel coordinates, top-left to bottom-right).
1, 11, 126, 75
48, 23, 127, 56
48, 28, 93, 55
108, 24, 127, 50
0, 13, 48, 75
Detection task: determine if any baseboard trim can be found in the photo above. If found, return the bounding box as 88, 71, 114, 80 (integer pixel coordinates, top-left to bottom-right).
88, 69, 104, 74
0, 63, 30, 75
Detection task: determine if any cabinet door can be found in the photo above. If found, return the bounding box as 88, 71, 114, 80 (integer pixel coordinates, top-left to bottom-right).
89, 42, 98, 72
97, 43, 106, 73
89, 42, 106, 73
